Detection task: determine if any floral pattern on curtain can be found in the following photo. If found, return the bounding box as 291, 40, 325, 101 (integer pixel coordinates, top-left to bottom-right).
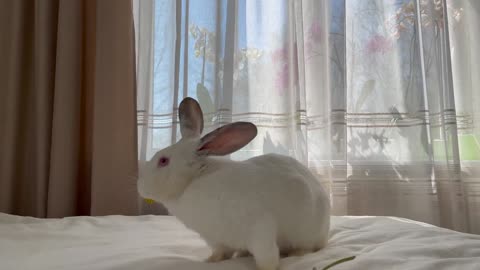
134, 0, 480, 233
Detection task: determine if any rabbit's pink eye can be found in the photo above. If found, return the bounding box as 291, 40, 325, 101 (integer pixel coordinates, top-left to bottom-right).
157, 156, 169, 167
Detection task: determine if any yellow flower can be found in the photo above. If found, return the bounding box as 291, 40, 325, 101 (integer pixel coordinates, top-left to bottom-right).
144, 198, 155, 204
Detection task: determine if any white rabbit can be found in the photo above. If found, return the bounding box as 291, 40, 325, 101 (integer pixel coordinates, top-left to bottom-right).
137, 97, 330, 270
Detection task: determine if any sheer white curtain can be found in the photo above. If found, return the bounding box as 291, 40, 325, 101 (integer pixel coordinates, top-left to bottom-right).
134, 0, 480, 233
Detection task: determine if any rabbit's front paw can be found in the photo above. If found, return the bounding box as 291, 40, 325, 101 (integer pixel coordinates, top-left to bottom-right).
205, 248, 234, 262
235, 250, 251, 258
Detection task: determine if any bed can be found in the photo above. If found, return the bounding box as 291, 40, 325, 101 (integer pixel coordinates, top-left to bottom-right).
1, 213, 479, 270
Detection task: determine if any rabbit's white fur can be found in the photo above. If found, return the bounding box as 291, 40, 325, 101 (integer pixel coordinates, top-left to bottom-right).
138, 98, 330, 270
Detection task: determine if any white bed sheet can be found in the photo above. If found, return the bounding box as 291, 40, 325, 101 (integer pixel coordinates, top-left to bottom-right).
1, 213, 479, 270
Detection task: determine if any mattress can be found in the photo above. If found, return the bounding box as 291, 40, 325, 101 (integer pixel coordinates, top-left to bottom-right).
0, 213, 479, 270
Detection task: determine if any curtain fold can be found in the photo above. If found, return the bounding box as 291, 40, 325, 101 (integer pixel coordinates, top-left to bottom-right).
0, 0, 138, 217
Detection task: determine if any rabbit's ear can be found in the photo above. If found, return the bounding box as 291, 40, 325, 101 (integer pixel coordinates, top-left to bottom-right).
197, 122, 257, 156
179, 97, 204, 138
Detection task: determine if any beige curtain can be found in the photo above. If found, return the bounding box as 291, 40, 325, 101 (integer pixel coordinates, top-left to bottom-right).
0, 0, 138, 217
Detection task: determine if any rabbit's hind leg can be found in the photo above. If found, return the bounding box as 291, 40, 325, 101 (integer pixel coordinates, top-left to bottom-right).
248, 217, 280, 270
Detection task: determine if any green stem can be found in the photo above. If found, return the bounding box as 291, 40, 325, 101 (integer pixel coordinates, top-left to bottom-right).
321, 256, 356, 270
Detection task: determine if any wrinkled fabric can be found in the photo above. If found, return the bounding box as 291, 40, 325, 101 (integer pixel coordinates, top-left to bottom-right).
1, 214, 479, 270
